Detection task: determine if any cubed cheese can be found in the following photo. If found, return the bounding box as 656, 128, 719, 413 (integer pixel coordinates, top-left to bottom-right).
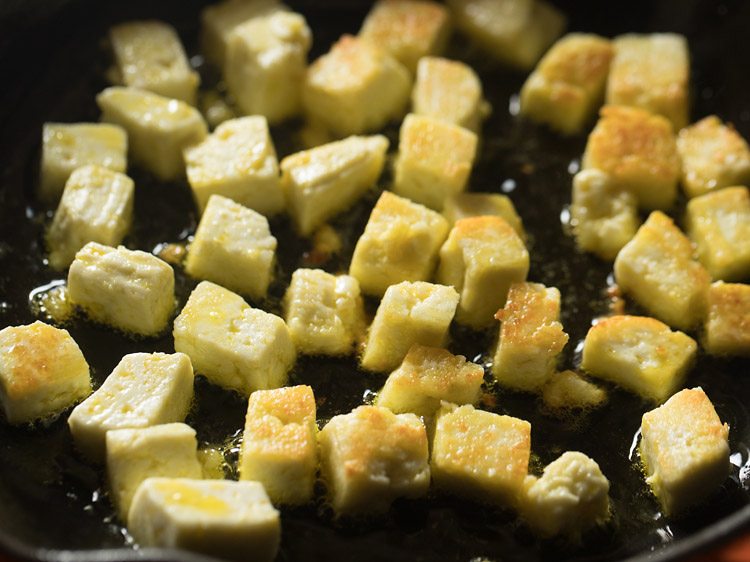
318, 405, 430, 514
542, 370, 606, 410
704, 282, 750, 357
173, 281, 296, 395
442, 192, 524, 238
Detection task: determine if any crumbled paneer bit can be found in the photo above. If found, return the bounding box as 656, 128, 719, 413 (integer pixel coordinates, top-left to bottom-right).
542, 370, 606, 410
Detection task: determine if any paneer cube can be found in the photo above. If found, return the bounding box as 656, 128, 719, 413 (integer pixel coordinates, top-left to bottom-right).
68, 352, 194, 461
614, 211, 710, 331
109, 20, 200, 105
97, 87, 208, 182
581, 315, 696, 403
582, 105, 680, 210
303, 35, 411, 137
607, 34, 690, 131
520, 33, 613, 135
40, 122, 127, 202
67, 242, 175, 336
281, 135, 389, 236
225, 11, 312, 123
442, 192, 524, 238
437, 216, 529, 328
106, 423, 202, 521
128, 478, 280, 562
239, 385, 317, 505
492, 282, 568, 392
318, 405, 430, 514
393, 113, 478, 210
542, 370, 606, 410
704, 282, 750, 357
640, 387, 730, 515
46, 165, 134, 270
283, 269, 365, 356
361, 281, 459, 373
685, 186, 750, 281
184, 116, 283, 216
185, 195, 277, 300
431, 403, 531, 507
0, 321, 90, 424
349, 191, 449, 297
173, 281, 296, 395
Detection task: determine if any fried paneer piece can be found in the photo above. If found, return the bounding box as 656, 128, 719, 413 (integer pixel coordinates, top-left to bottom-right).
704, 282, 750, 357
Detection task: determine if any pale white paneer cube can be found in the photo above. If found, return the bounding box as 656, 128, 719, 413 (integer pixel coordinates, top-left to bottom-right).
226, 11, 312, 123
640, 387, 730, 516
185, 195, 277, 300
542, 370, 606, 410
375, 344, 484, 417
361, 281, 459, 373
447, 0, 566, 70
393, 113, 478, 210
431, 403, 531, 507
40, 122, 127, 202
109, 20, 200, 105
0, 321, 91, 425
704, 282, 750, 357
521, 451, 610, 538
359, 0, 451, 74
582, 105, 680, 210
520, 33, 613, 135
492, 283, 568, 392
685, 186, 750, 282
184, 116, 283, 216
442, 192, 524, 238
581, 315, 696, 403
318, 405, 430, 514
68, 352, 194, 461
607, 34, 690, 131
239, 385, 317, 505
437, 216, 529, 328
282, 135, 389, 236
67, 242, 175, 336
46, 165, 134, 270
283, 269, 365, 356
173, 281, 296, 396
349, 191, 449, 297
614, 211, 711, 331
128, 478, 280, 562
677, 116, 750, 198
106, 423, 202, 521
412, 57, 489, 133
97, 87, 208, 182
571, 169, 640, 261
303, 35, 412, 137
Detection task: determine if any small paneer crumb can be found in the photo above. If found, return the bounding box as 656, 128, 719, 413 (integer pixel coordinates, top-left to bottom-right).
520, 33, 613, 135
303, 35, 412, 137
431, 403, 531, 507
68, 352, 194, 461
581, 315, 696, 403
704, 282, 750, 357
106, 423, 202, 521
606, 34, 690, 131
281, 135, 389, 236
128, 478, 280, 562
184, 116, 284, 217
375, 344, 484, 417
361, 281, 459, 373
97, 87, 208, 182
173, 281, 296, 396
318, 405, 430, 515
349, 191, 449, 297
582, 105, 681, 210
283, 269, 365, 356
492, 282, 568, 392
393, 113, 478, 210
437, 216, 529, 328
614, 211, 710, 331
0, 321, 91, 425
640, 387, 730, 516
199, 90, 235, 129
542, 370, 606, 410
185, 195, 277, 300
677, 116, 750, 198
442, 192, 524, 238
685, 186, 750, 282
239, 385, 317, 505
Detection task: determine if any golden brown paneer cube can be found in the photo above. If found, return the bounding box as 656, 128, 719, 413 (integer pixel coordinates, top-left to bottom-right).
442, 192, 524, 238
704, 282, 750, 357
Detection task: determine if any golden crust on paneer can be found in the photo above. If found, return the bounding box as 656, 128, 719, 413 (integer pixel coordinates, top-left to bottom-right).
704, 282, 750, 357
